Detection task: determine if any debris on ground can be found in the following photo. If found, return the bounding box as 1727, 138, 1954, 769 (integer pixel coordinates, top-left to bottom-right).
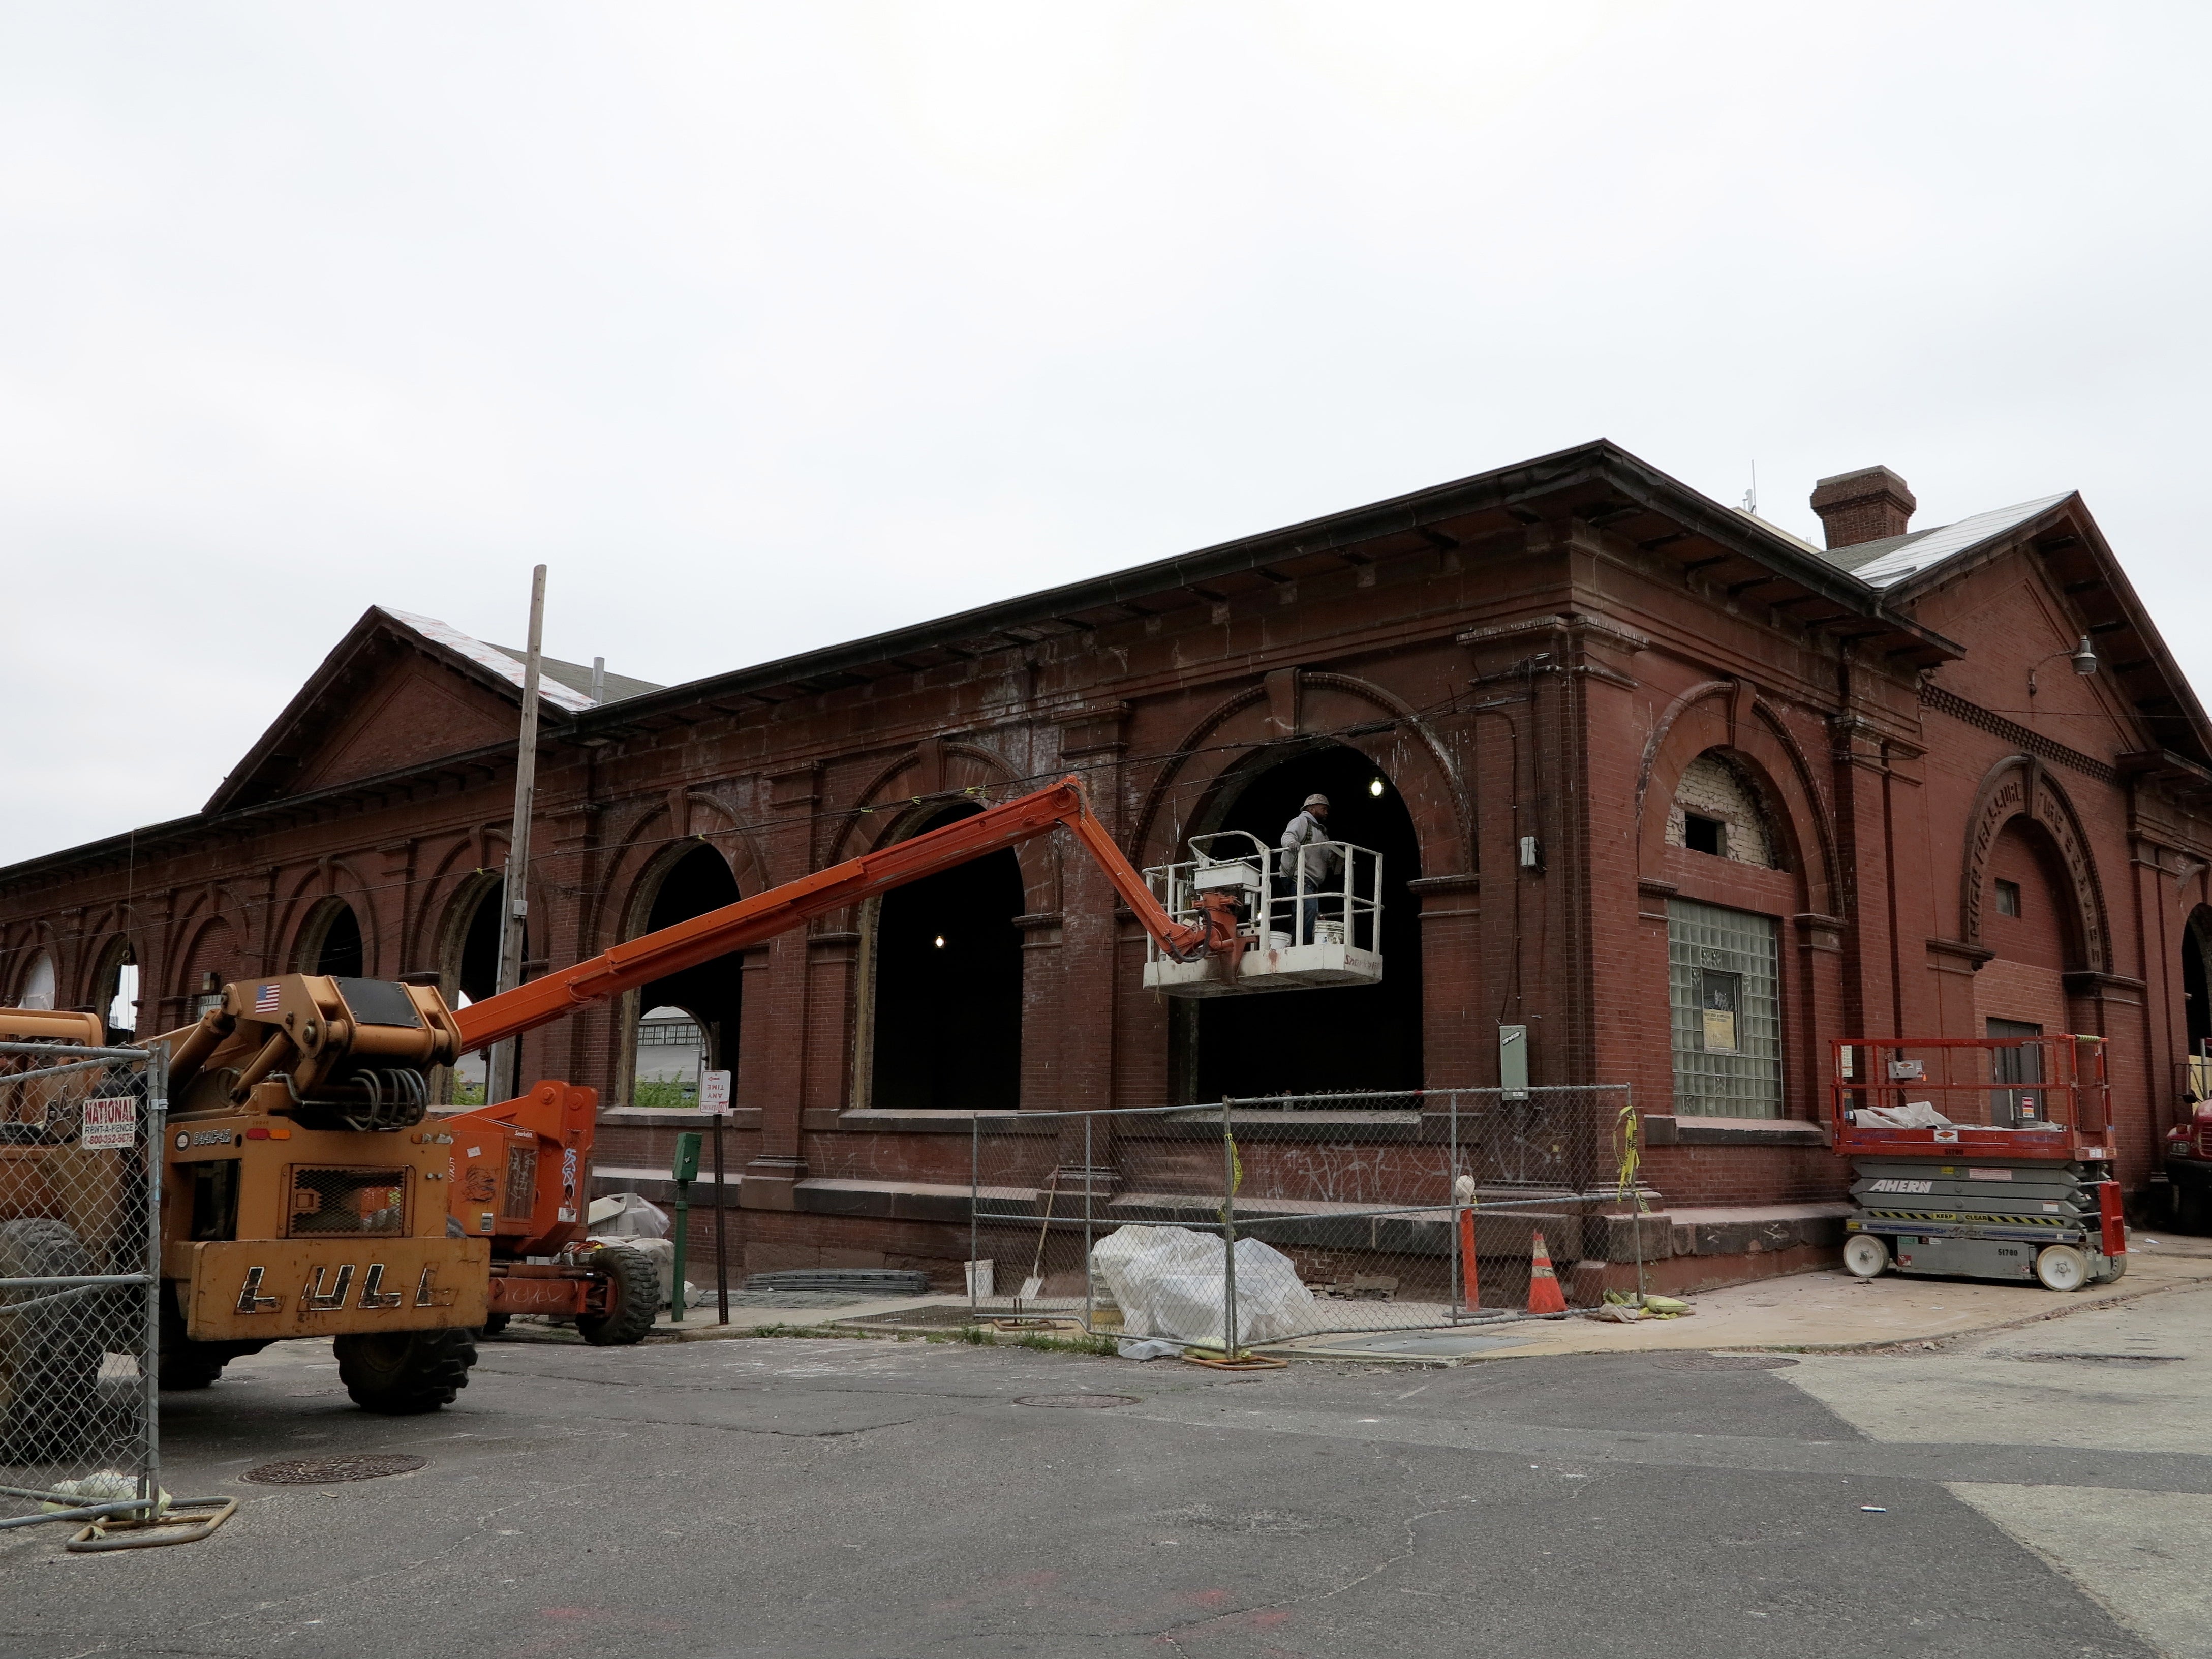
1117, 1338, 1183, 1361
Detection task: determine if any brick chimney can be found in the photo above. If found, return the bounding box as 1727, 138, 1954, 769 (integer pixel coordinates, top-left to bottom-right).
1809, 466, 1916, 549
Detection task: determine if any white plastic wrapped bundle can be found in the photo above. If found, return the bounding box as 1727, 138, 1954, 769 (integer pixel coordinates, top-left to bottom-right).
1090, 1224, 1317, 1347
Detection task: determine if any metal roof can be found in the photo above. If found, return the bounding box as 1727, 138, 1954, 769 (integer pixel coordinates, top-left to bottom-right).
1830, 495, 2071, 590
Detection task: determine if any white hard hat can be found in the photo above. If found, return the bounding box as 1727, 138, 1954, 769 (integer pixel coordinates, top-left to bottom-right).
1303, 793, 1330, 809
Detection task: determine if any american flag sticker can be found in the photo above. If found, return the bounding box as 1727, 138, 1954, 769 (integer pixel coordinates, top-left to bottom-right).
253, 984, 281, 1015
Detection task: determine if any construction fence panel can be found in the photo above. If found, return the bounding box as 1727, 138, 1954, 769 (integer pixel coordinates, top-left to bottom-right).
968, 1086, 1639, 1344
0, 1041, 165, 1531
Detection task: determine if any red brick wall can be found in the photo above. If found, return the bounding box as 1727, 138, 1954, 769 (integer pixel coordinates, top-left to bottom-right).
7, 496, 2209, 1249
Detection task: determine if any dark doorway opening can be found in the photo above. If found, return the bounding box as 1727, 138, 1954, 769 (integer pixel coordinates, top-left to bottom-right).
870, 807, 1024, 1112
1189, 745, 1424, 1102
458, 882, 504, 1005
2185, 923, 2210, 1060
316, 906, 364, 978
635, 848, 745, 1098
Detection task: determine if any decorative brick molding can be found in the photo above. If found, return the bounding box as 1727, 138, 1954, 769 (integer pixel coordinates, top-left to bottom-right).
1921, 684, 2117, 784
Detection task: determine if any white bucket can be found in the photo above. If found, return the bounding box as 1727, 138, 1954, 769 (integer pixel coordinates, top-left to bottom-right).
964, 1258, 994, 1297
1316, 919, 1346, 946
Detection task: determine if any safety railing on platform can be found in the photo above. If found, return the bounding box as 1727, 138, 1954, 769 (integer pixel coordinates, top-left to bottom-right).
0, 1040, 166, 1536
963, 1086, 1639, 1346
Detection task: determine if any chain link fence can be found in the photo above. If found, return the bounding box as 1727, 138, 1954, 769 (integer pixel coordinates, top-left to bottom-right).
964, 1086, 1637, 1345
0, 1041, 165, 1532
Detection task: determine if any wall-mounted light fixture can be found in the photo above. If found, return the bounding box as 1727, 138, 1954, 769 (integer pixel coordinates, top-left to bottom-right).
2029, 635, 2098, 696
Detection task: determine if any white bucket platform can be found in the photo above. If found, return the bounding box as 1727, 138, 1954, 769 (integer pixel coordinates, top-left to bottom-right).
1139, 831, 1385, 999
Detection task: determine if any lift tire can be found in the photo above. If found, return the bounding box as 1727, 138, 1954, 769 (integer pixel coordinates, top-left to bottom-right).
157, 1283, 249, 1390
333, 1327, 478, 1414
158, 1343, 230, 1390
0, 1218, 104, 1461
577, 1246, 660, 1347
2094, 1254, 2129, 1284
2175, 1184, 2210, 1235
480, 1312, 512, 1338
2035, 1244, 2090, 1293
1841, 1234, 1889, 1279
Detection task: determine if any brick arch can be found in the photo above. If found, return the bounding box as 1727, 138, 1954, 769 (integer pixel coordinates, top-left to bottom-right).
171, 916, 242, 1002
1635, 682, 1837, 916
1131, 673, 1469, 875
829, 740, 1058, 917
1960, 755, 2109, 973
271, 859, 381, 977
6, 923, 62, 1008
592, 794, 775, 957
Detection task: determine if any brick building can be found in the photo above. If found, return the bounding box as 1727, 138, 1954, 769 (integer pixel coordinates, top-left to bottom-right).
8, 441, 2209, 1290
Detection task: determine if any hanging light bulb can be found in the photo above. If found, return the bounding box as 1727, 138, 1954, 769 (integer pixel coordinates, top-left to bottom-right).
1369, 777, 1385, 797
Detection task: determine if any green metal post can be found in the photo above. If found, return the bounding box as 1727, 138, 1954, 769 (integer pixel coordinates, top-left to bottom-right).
671, 1131, 701, 1325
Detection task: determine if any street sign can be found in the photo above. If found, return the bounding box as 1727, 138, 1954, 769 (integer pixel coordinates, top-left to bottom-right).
700, 1069, 732, 1115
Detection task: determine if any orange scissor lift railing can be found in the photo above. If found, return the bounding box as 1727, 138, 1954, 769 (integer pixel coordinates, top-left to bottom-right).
1828, 1035, 2114, 1162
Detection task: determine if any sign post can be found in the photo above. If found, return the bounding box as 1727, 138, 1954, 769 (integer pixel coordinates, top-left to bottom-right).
700, 1068, 732, 1324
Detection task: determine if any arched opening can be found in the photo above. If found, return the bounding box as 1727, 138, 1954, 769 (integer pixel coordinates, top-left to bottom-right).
2182, 912, 2210, 1098
447, 880, 506, 1105
93, 942, 138, 1043
179, 920, 239, 1017
14, 950, 55, 1011
1668, 749, 1784, 869
1663, 746, 1789, 1118
1187, 744, 1423, 1102
630, 846, 744, 1109
457, 881, 504, 1006
868, 805, 1024, 1112
1975, 818, 2080, 1125
297, 899, 365, 979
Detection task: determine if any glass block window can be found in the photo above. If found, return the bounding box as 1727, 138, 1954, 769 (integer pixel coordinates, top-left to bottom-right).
1668, 898, 1783, 1118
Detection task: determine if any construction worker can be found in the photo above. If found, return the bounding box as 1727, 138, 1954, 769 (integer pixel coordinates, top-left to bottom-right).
1280, 793, 1341, 943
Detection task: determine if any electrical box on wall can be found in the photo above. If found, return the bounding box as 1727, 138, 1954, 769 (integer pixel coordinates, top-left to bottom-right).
1499, 1024, 1529, 1100
1518, 836, 1542, 870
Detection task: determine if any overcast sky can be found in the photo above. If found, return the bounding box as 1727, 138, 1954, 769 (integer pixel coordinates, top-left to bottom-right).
5, 3, 2207, 867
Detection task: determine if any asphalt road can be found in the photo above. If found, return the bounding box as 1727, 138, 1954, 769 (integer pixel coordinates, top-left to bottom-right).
6, 1290, 2207, 1659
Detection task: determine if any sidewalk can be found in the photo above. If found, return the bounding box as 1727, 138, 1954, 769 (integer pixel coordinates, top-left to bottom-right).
490, 1235, 2212, 1359
1268, 1233, 2212, 1362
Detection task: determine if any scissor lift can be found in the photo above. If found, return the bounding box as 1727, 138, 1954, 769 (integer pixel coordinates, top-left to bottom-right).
1831, 1035, 2126, 1291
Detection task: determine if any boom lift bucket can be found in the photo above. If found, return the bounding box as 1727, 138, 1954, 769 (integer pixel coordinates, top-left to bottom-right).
1141, 832, 1384, 996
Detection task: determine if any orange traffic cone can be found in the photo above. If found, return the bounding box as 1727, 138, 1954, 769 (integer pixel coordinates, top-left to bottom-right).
1527, 1230, 1568, 1314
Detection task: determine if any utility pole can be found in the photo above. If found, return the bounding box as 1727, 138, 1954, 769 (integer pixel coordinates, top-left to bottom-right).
487, 565, 547, 1102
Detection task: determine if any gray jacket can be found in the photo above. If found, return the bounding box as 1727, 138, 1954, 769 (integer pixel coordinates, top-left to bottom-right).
1280, 811, 1342, 887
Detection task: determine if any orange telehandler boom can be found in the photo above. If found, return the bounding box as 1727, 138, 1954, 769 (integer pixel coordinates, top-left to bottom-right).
430, 775, 1244, 1337
452, 774, 1230, 1054
0, 777, 1246, 1414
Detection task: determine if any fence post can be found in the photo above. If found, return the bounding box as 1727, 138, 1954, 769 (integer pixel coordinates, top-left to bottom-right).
1449, 1089, 1462, 1321
1083, 1115, 1094, 1334
1627, 1084, 1647, 1304
140, 1044, 168, 1517
970, 1113, 980, 1319
1220, 1101, 1238, 1356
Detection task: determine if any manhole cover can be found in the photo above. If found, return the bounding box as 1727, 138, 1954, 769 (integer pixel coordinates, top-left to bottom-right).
1652, 1354, 1798, 1371
1014, 1393, 1139, 1409
242, 1454, 427, 1485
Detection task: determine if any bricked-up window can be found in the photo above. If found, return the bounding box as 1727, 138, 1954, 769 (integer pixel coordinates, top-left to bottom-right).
1666, 751, 1779, 869
1668, 898, 1782, 1118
